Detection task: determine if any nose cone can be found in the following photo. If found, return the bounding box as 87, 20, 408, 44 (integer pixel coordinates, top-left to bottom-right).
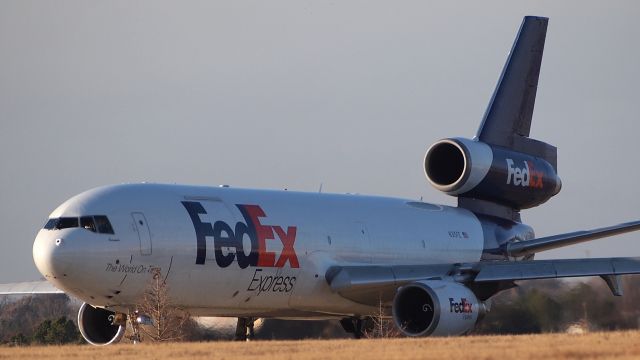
33, 230, 69, 280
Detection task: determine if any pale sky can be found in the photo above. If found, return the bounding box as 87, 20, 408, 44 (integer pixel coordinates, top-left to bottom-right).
1, 1, 639, 282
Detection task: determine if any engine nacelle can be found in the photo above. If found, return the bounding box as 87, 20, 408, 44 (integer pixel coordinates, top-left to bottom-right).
424, 138, 561, 209
392, 280, 483, 337
78, 303, 126, 346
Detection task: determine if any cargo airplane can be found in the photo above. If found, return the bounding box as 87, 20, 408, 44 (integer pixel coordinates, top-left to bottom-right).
2, 16, 640, 345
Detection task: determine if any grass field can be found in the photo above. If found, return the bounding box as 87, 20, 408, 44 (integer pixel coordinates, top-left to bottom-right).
1, 331, 639, 359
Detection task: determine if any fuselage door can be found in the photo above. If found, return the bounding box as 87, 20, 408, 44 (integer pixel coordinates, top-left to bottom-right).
132, 212, 152, 255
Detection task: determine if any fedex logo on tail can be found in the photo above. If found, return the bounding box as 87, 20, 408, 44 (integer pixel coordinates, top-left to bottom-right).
506, 159, 544, 189
182, 202, 299, 269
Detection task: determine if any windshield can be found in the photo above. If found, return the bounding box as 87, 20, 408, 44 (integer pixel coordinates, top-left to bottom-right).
44, 215, 115, 234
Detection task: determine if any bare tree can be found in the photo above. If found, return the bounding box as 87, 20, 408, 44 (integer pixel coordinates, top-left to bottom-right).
135, 268, 190, 342
364, 297, 401, 339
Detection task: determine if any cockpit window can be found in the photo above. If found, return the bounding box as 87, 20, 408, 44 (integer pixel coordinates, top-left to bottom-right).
44, 218, 58, 230
56, 217, 79, 230
43, 215, 114, 234
94, 216, 114, 234
80, 216, 97, 232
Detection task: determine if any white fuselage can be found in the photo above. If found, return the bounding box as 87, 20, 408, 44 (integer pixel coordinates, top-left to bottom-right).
33, 184, 484, 318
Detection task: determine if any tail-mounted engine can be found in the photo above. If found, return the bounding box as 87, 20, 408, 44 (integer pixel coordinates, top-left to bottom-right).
424, 137, 561, 210
392, 280, 485, 336
425, 17, 561, 215
78, 303, 126, 346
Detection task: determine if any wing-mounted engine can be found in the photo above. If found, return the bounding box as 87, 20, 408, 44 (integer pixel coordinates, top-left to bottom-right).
425, 138, 561, 211
392, 280, 486, 336
78, 303, 126, 346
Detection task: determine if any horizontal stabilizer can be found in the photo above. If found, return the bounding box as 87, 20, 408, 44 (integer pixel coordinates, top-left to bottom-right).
505, 220, 640, 257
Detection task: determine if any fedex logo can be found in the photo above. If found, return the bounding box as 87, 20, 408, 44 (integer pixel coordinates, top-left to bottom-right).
182, 202, 299, 269
449, 298, 473, 314
506, 159, 544, 189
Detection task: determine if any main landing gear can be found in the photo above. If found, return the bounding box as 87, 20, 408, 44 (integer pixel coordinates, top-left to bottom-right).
235, 317, 256, 341
340, 317, 373, 339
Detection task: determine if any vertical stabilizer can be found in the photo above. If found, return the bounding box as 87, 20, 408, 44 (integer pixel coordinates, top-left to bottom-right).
476, 16, 556, 169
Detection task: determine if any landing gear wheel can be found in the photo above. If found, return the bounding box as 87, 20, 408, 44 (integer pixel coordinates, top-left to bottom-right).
340, 317, 373, 339
235, 317, 256, 341
128, 311, 141, 344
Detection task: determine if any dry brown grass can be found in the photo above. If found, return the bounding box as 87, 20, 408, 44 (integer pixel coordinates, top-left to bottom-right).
1, 330, 640, 360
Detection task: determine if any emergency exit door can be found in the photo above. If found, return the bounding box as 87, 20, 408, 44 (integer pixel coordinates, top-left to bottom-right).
132, 212, 152, 255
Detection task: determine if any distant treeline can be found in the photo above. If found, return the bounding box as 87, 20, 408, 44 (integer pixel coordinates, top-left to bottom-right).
475, 276, 640, 334
2, 276, 639, 345
0, 294, 82, 345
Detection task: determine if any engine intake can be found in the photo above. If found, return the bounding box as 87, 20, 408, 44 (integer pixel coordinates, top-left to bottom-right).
78, 303, 125, 346
392, 280, 482, 337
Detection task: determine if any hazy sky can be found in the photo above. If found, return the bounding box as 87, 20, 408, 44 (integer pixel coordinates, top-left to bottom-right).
1, 1, 639, 282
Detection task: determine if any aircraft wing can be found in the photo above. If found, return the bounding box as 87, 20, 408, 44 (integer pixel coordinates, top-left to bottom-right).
0, 280, 63, 295
327, 220, 640, 305
327, 257, 640, 305
471, 257, 640, 282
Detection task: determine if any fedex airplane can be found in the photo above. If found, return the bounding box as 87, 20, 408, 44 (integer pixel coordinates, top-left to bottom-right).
3, 16, 640, 345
